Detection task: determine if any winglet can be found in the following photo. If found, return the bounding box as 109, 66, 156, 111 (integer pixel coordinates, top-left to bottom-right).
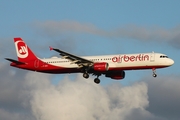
49, 46, 54, 51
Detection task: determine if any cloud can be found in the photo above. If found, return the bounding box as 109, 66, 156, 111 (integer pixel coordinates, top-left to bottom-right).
0, 38, 16, 60
0, 63, 35, 120
33, 21, 180, 49
145, 76, 180, 120
1, 62, 180, 120
28, 77, 149, 120
33, 20, 104, 36
0, 109, 23, 120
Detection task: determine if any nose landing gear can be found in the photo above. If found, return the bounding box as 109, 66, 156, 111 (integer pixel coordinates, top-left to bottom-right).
152, 68, 157, 77
153, 73, 157, 77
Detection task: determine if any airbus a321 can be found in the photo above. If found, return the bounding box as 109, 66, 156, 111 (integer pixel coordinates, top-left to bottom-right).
6, 38, 174, 84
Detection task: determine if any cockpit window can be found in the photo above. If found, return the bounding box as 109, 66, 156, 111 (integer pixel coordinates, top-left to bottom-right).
160, 55, 168, 58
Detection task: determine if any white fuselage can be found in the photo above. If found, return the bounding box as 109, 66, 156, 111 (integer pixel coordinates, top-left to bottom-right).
40, 52, 174, 71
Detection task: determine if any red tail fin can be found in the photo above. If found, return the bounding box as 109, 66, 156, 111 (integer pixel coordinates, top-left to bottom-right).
14, 38, 38, 62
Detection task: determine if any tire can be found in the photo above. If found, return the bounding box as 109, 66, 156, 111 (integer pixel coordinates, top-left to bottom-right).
94, 78, 100, 84
83, 73, 89, 79
153, 74, 157, 77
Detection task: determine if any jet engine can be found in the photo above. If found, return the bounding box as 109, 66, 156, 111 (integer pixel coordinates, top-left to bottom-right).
105, 71, 125, 80
93, 62, 109, 72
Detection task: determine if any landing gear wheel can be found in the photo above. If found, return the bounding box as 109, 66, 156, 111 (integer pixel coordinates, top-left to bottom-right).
83, 73, 89, 79
94, 78, 100, 84
152, 68, 157, 78
153, 73, 157, 77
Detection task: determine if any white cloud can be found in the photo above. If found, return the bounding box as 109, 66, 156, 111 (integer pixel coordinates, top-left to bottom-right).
26, 74, 149, 120
33, 20, 104, 36
0, 63, 180, 120
33, 21, 180, 49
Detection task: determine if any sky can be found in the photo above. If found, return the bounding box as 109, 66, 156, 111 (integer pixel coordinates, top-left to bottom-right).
0, 0, 180, 120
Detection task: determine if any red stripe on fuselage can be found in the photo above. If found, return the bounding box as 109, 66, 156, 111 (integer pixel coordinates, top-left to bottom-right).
37, 65, 169, 74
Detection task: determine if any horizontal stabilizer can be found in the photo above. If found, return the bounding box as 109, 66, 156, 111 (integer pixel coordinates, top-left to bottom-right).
5, 58, 26, 65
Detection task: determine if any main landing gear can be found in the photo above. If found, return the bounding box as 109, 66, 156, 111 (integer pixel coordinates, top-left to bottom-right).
83, 72, 101, 84
152, 68, 157, 77
94, 77, 100, 84
83, 72, 89, 79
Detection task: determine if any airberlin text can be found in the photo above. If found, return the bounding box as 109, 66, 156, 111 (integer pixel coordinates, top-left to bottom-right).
112, 54, 149, 63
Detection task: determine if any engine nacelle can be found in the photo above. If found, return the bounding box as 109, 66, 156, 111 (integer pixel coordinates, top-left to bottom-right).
93, 62, 109, 72
105, 71, 125, 80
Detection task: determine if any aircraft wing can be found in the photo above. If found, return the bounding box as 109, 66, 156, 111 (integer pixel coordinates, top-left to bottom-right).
50, 47, 93, 67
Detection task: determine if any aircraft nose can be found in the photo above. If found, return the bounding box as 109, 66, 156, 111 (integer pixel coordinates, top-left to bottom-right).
168, 59, 174, 66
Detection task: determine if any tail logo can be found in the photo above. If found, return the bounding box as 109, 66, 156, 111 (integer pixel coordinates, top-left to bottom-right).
15, 41, 28, 58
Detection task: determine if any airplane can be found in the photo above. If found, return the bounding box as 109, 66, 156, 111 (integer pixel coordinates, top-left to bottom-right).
5, 38, 174, 84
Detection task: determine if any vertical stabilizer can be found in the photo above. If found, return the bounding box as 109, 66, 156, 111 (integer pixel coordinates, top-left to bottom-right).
14, 38, 38, 62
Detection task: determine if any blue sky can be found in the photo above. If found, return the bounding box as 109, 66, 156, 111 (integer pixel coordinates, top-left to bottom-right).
1, 1, 180, 120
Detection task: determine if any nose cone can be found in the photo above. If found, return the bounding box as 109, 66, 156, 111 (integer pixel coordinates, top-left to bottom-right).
168, 59, 174, 66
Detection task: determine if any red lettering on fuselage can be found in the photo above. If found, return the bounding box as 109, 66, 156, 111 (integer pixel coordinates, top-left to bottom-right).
112, 54, 149, 62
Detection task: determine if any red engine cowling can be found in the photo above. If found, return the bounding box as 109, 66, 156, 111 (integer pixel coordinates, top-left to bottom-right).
93, 62, 109, 72
105, 71, 125, 80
